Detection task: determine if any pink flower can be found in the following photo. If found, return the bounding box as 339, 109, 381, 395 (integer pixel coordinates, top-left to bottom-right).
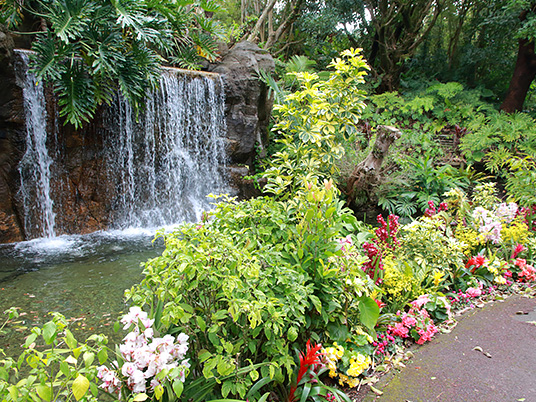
401, 313, 417, 328
411, 294, 431, 309
518, 263, 536, 282
466, 287, 482, 298
391, 322, 409, 338
511, 244, 526, 260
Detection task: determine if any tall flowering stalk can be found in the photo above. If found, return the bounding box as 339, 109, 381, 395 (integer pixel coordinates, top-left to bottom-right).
363, 214, 400, 284
288, 340, 323, 402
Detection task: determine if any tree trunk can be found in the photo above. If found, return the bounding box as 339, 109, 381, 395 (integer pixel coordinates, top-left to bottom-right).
500, 38, 536, 113
345, 125, 401, 206
246, 0, 278, 43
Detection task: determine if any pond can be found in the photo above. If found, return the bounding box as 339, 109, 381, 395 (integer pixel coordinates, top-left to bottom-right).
0, 229, 164, 359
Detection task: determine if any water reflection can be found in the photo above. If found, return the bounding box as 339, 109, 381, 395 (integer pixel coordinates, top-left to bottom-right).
0, 229, 165, 358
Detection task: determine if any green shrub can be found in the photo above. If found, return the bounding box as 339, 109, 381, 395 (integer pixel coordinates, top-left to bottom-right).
125, 183, 380, 398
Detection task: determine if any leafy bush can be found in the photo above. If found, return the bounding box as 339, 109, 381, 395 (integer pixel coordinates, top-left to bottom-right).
262, 48, 369, 197
461, 112, 536, 170
125, 182, 380, 399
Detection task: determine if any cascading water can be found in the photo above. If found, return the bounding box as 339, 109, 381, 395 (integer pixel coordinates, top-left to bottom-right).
104, 69, 228, 228
15, 50, 56, 239
14, 50, 228, 239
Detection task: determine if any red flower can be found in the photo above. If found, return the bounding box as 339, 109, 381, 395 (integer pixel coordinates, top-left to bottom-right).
511, 244, 526, 261
465, 257, 476, 269
288, 340, 323, 402
375, 299, 386, 310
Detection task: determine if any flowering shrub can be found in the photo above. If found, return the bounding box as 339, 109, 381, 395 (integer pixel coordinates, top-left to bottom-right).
389, 296, 439, 345
511, 258, 536, 282
97, 307, 190, 400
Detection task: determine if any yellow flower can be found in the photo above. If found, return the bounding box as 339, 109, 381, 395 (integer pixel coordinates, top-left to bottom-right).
433, 270, 444, 287
495, 276, 507, 285
346, 353, 371, 377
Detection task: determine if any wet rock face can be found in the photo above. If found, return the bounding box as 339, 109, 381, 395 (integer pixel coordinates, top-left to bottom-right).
0, 24, 24, 243
210, 41, 275, 168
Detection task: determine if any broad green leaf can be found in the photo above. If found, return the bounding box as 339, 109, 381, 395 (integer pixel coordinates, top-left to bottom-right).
172, 379, 183, 398
98, 348, 108, 364
36, 384, 52, 401
72, 374, 89, 401
64, 329, 77, 349
358, 296, 380, 331
25, 333, 38, 348
42, 321, 57, 344
133, 393, 149, 401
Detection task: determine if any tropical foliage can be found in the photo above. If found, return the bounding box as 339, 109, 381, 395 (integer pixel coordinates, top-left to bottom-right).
1, 0, 221, 127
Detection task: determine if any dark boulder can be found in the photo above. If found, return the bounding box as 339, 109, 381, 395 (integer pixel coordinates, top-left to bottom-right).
210, 41, 275, 169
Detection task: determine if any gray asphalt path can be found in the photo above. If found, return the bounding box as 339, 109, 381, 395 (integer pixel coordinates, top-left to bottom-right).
364, 294, 536, 402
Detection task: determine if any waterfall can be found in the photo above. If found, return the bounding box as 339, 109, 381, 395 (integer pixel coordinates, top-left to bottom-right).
14, 50, 228, 239
15, 50, 57, 239
104, 69, 228, 228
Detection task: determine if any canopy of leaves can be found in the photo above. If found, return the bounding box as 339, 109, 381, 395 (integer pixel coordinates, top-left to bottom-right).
1, 0, 222, 128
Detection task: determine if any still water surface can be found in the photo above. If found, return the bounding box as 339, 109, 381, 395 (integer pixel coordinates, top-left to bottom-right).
0, 229, 165, 358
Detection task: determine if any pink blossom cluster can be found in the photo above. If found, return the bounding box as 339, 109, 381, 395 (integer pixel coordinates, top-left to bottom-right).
495, 202, 518, 223
372, 332, 396, 356
448, 286, 495, 308
424, 200, 448, 217
97, 307, 190, 396
514, 258, 536, 282
472, 207, 502, 244
388, 296, 438, 345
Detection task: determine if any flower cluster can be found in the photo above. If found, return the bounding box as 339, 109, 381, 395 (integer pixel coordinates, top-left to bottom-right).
424, 200, 448, 217
322, 342, 371, 388
362, 214, 400, 284
495, 202, 518, 223
473, 207, 502, 244
97, 307, 190, 396
513, 258, 536, 282
389, 296, 439, 345
465, 254, 488, 274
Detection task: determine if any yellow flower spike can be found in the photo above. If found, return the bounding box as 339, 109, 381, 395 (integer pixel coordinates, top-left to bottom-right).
433, 270, 444, 287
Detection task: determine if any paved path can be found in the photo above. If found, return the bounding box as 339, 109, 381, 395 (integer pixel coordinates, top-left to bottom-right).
364, 294, 536, 402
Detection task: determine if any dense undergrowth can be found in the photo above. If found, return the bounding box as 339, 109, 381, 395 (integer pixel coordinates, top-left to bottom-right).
1, 49, 535, 402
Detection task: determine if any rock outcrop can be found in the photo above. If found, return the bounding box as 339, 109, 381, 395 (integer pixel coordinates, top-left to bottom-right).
210, 41, 275, 168
0, 24, 24, 243
0, 36, 275, 243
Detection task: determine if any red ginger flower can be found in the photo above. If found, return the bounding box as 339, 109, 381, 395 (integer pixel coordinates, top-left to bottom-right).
288, 340, 323, 402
